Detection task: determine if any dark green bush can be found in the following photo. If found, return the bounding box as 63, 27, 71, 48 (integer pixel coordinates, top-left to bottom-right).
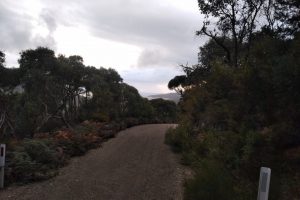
40, 118, 64, 132
22, 139, 59, 165
181, 151, 200, 166
90, 112, 110, 122
124, 117, 140, 128
73, 124, 94, 135
6, 139, 62, 183
57, 137, 87, 157
165, 125, 192, 153
6, 151, 39, 183
184, 159, 234, 200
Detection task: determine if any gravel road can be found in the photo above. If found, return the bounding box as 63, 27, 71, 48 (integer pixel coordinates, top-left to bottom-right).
0, 124, 184, 200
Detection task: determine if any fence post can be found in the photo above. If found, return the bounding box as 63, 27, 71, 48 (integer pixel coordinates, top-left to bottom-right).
0, 144, 6, 189
257, 167, 271, 200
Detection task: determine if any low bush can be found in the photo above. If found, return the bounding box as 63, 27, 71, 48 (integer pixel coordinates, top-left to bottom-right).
90, 112, 110, 122
181, 151, 200, 166
124, 117, 140, 128
22, 139, 60, 165
165, 124, 192, 153
5, 139, 63, 184
5, 151, 39, 183
184, 159, 234, 200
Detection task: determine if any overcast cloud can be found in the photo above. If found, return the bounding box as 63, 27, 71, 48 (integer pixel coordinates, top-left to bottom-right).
0, 1, 33, 51
0, 0, 205, 94
70, 0, 203, 66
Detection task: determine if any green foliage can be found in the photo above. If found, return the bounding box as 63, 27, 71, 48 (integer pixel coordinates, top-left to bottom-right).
57, 126, 101, 157
168, 19, 300, 198
1, 46, 179, 187
56, 137, 88, 157
168, 75, 187, 95
6, 139, 62, 183
5, 121, 107, 185
7, 151, 39, 183
21, 139, 59, 165
165, 125, 193, 153
185, 160, 234, 200
0, 51, 5, 66
275, 0, 300, 35
1, 47, 178, 139
120, 83, 155, 120
90, 112, 110, 122
15, 98, 41, 137
150, 98, 178, 123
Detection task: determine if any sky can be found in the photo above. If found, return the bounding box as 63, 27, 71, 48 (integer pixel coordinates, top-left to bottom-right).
0, 0, 205, 96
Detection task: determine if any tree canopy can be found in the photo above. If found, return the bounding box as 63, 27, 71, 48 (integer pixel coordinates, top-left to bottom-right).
0, 47, 178, 138
167, 1, 300, 199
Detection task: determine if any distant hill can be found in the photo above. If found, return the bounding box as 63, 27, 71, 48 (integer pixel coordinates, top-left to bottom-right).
147, 93, 181, 103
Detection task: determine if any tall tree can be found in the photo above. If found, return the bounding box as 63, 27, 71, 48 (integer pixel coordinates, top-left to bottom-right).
17, 47, 71, 136
0, 51, 4, 68
275, 0, 300, 35
168, 75, 188, 96
0, 52, 21, 138
197, 0, 272, 67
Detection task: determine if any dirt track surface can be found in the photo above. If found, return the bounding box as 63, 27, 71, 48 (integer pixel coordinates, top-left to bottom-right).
0, 124, 184, 200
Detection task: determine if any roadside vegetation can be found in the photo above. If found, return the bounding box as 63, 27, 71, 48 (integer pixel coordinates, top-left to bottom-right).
167, 0, 300, 199
0, 48, 178, 185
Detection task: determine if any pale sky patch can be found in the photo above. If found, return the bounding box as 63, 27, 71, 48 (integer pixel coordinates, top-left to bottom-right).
54, 25, 141, 71
0, 0, 205, 94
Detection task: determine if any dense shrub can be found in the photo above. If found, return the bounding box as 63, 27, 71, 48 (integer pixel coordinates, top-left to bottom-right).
124, 117, 140, 128
6, 139, 63, 184
22, 139, 59, 165
6, 151, 38, 183
3, 121, 119, 185
165, 124, 193, 153
166, 31, 300, 199
184, 160, 234, 200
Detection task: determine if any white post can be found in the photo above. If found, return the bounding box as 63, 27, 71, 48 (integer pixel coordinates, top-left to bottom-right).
257, 167, 271, 200
0, 144, 6, 189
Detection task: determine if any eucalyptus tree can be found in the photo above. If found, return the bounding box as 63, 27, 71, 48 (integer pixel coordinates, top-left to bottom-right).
0, 52, 19, 137
197, 0, 275, 67
168, 75, 188, 96
275, 0, 300, 36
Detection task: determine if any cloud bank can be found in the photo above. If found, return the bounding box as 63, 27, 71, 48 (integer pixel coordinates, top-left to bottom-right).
0, 0, 205, 93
